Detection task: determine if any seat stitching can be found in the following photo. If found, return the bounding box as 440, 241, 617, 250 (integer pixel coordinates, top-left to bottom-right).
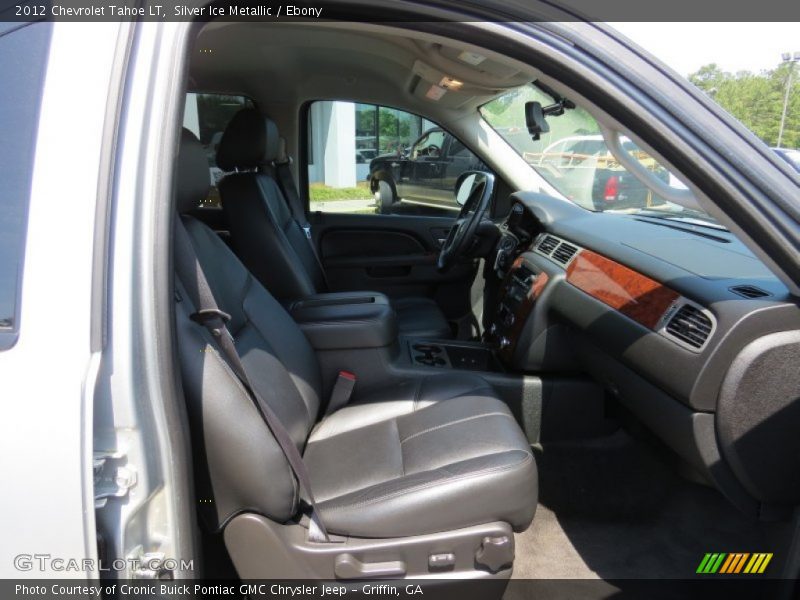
395, 420, 405, 477
412, 378, 423, 412
399, 411, 513, 444
325, 454, 532, 512
323, 453, 533, 511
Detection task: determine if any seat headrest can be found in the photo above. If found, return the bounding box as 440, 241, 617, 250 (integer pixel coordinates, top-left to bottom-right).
177, 128, 210, 214
216, 108, 280, 171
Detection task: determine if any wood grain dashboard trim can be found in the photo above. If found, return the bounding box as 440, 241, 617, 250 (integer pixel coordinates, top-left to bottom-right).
566, 249, 679, 330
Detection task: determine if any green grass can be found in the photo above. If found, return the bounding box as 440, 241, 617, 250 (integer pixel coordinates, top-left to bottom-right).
309, 181, 373, 201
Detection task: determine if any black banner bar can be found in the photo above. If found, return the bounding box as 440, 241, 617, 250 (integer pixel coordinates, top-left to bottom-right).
1, 578, 797, 600
2, 0, 800, 23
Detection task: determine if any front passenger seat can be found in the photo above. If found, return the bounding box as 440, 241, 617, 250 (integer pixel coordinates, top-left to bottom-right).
215, 108, 453, 340
174, 128, 537, 579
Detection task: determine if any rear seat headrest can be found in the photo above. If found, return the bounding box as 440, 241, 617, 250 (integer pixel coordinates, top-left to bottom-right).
177, 128, 210, 214
216, 108, 280, 172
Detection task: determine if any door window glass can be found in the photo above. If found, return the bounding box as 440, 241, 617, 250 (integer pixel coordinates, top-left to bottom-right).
307, 101, 481, 216
0, 22, 53, 350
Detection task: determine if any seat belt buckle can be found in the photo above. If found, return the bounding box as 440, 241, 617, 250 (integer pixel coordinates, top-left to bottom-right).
325, 371, 356, 416
302, 223, 312, 239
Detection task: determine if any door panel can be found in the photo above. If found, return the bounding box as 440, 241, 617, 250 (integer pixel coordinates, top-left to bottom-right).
311, 212, 477, 319
304, 102, 483, 323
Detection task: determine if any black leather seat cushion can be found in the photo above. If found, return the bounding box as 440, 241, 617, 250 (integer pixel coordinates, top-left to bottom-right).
304, 374, 538, 538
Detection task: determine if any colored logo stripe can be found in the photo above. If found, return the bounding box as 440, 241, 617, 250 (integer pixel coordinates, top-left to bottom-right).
719, 553, 736, 573
720, 553, 749, 573
697, 553, 727, 573
744, 553, 773, 574
697, 552, 773, 574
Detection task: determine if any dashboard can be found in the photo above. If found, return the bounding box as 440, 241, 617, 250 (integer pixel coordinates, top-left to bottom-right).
486, 192, 800, 516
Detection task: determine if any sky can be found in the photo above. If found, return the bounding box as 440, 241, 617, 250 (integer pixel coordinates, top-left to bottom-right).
609, 23, 800, 77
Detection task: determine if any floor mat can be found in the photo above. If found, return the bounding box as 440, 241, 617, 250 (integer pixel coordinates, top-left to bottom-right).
513, 430, 790, 580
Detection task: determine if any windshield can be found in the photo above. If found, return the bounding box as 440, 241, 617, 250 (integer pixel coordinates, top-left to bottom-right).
480, 85, 721, 227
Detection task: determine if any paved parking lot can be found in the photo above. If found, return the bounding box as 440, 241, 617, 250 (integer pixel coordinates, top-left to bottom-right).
309, 198, 377, 213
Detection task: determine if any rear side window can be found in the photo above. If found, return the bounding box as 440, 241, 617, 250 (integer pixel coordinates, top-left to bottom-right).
0, 22, 52, 351
183, 93, 254, 208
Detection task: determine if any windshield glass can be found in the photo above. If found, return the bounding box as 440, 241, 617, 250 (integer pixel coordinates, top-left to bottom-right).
480, 85, 721, 227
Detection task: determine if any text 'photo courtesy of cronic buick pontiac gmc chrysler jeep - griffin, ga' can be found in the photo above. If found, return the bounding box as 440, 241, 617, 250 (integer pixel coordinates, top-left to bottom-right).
1, 1, 800, 599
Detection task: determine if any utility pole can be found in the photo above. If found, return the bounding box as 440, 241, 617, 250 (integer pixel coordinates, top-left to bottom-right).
777, 51, 800, 148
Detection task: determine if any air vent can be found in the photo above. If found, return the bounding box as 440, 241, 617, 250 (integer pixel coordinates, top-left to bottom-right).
730, 284, 771, 299
665, 304, 713, 349
537, 235, 560, 255
552, 242, 579, 265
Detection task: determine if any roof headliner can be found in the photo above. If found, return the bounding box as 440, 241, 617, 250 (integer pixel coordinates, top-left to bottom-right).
188, 21, 539, 125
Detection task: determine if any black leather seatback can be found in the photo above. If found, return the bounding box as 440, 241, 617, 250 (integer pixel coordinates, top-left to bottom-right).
216, 108, 327, 303
220, 172, 326, 303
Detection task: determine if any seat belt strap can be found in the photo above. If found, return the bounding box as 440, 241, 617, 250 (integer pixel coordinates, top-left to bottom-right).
325, 371, 357, 417
273, 156, 307, 230
272, 140, 329, 290
174, 217, 330, 543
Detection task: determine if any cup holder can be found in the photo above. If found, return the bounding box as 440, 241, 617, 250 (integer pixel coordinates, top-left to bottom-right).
414, 356, 446, 366
412, 343, 447, 367
412, 342, 499, 372
412, 343, 443, 354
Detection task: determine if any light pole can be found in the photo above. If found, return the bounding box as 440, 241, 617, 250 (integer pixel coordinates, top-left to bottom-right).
777, 51, 800, 148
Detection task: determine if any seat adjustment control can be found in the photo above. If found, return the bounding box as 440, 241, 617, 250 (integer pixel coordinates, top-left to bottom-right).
334, 554, 406, 579
475, 535, 514, 573
428, 552, 455, 570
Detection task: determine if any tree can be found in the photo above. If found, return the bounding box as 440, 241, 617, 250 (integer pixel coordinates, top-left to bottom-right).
689, 61, 799, 148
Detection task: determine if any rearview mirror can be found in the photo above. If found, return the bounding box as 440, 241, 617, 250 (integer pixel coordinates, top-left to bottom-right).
525, 101, 550, 141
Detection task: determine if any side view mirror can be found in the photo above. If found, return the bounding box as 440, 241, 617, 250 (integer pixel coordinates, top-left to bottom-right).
454, 171, 490, 206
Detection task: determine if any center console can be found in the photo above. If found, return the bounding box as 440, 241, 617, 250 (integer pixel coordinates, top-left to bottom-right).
289, 292, 397, 350
287, 285, 536, 392
484, 257, 549, 363
409, 341, 502, 372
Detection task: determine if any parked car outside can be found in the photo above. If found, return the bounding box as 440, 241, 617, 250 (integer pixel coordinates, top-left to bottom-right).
368, 127, 487, 213
523, 134, 672, 211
